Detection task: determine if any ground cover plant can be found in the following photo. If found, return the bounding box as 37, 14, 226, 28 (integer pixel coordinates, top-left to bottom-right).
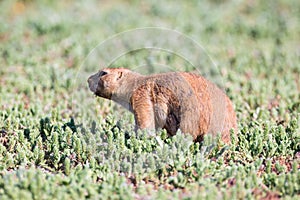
0, 0, 299, 199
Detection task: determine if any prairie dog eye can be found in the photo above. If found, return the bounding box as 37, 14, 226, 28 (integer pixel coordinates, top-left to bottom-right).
99, 71, 108, 77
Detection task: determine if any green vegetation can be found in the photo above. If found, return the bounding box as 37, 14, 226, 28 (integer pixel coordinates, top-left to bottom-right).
0, 0, 299, 199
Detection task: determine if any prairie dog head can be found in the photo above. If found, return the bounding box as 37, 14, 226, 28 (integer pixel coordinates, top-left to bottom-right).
87, 68, 133, 99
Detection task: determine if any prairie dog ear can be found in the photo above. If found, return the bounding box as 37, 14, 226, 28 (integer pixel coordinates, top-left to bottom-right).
117, 71, 123, 80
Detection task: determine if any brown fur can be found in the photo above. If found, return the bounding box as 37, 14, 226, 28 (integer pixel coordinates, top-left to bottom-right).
88, 68, 237, 143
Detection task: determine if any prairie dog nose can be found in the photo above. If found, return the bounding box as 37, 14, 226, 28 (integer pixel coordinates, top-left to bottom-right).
87, 75, 97, 93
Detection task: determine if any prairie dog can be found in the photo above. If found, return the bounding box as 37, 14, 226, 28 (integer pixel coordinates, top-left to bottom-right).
88, 68, 237, 143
